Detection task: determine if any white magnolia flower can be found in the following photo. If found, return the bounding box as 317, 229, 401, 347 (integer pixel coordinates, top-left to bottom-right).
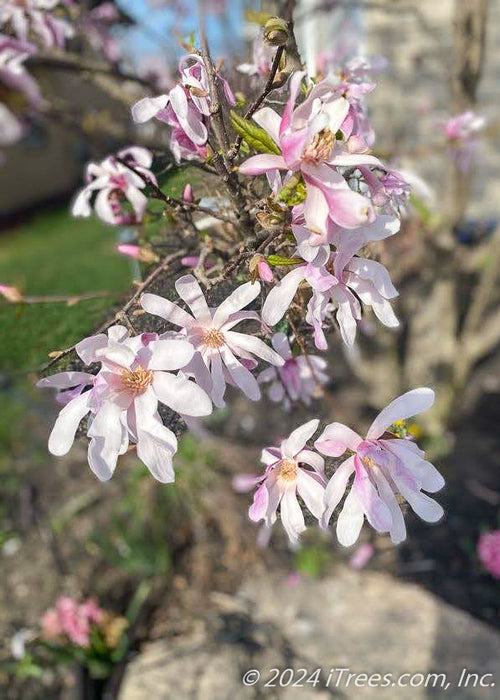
142, 275, 284, 406
38, 326, 212, 483
239, 420, 326, 544
316, 388, 444, 546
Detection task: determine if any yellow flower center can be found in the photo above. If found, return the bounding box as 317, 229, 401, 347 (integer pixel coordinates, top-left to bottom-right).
362, 455, 377, 469
202, 328, 225, 349
121, 367, 153, 395
302, 129, 336, 163
279, 458, 298, 482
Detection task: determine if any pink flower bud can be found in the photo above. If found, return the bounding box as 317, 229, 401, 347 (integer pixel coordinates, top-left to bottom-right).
181, 255, 200, 268
183, 183, 193, 202
257, 259, 274, 283
0, 284, 23, 303
116, 244, 158, 264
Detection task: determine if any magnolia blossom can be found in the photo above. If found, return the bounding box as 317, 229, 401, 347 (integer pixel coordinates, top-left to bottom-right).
38, 326, 212, 482
141, 275, 284, 407
72, 147, 155, 225
258, 332, 328, 409
444, 110, 485, 173
315, 388, 445, 546
477, 531, 500, 579
0, 1, 74, 49
0, 35, 40, 106
263, 248, 398, 349
239, 72, 386, 233
80, 2, 122, 63
241, 420, 326, 544
132, 53, 234, 163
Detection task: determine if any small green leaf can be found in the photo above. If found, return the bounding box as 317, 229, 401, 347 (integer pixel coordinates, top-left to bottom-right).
230, 111, 281, 155
267, 255, 303, 267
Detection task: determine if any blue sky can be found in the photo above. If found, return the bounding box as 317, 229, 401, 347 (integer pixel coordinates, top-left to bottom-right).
117, 0, 253, 65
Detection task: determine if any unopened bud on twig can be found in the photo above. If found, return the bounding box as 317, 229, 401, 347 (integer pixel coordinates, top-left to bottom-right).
249, 254, 274, 283
183, 183, 193, 202
116, 244, 159, 264
263, 17, 289, 47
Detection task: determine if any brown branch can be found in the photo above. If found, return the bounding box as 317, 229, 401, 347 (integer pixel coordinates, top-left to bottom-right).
40, 249, 186, 373
115, 157, 237, 225
228, 45, 285, 161
5, 292, 110, 305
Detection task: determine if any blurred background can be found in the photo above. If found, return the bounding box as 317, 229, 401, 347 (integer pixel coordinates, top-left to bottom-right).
0, 1, 499, 698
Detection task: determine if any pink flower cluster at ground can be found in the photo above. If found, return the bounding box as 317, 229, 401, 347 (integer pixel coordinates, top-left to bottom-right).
41, 597, 104, 648
477, 531, 500, 579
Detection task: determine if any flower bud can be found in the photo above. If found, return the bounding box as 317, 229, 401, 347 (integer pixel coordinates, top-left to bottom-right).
183, 183, 193, 202
263, 17, 289, 47
116, 244, 158, 264
249, 254, 274, 283
0, 284, 23, 303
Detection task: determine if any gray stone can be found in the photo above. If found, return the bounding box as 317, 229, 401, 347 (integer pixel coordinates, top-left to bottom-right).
119, 568, 500, 699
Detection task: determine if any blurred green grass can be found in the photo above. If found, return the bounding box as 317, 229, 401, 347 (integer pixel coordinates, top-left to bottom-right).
0, 208, 132, 372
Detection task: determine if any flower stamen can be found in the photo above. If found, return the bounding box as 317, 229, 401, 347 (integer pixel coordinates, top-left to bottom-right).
278, 458, 298, 482
121, 367, 153, 395
202, 328, 225, 349
302, 129, 336, 163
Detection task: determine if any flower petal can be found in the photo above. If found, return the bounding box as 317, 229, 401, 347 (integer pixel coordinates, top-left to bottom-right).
37, 372, 94, 389
262, 266, 306, 326
282, 419, 319, 459
296, 469, 325, 519
212, 281, 261, 328
280, 489, 306, 543
219, 345, 260, 401
87, 402, 124, 481
48, 390, 91, 456
366, 388, 435, 440
225, 330, 284, 366
336, 489, 364, 547
239, 153, 286, 175
322, 455, 355, 528
143, 339, 194, 371
152, 371, 212, 416
315, 422, 362, 457
175, 275, 212, 323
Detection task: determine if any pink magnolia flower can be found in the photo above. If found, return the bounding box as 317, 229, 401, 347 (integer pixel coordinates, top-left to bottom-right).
258, 332, 328, 410
477, 531, 500, 579
0, 1, 74, 49
132, 53, 234, 163
141, 276, 284, 407
243, 420, 326, 544
443, 111, 485, 173
315, 388, 445, 546
444, 111, 485, 142
80, 2, 122, 63
38, 325, 212, 482
239, 72, 385, 233
72, 147, 155, 225
262, 237, 399, 349
0, 35, 41, 107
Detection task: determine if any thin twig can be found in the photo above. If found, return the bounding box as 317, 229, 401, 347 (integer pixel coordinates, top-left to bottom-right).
40, 250, 186, 373
228, 45, 285, 161
115, 157, 236, 225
